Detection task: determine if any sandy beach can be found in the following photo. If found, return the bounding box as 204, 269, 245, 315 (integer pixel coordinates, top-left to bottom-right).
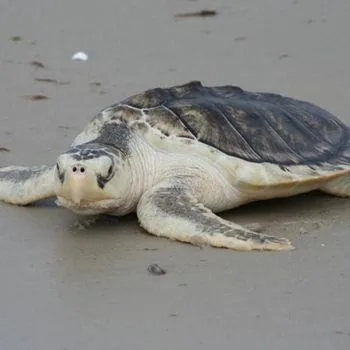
0, 0, 350, 349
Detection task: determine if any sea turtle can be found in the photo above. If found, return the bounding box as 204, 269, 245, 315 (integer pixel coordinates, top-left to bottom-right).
0, 81, 349, 251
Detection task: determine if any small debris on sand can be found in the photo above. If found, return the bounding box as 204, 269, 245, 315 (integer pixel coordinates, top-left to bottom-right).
23, 95, 49, 101
35, 78, 70, 85
30, 61, 45, 69
10, 36, 22, 42
89, 82, 102, 87
0, 147, 10, 152
72, 51, 88, 61
175, 10, 217, 18
148, 263, 167, 276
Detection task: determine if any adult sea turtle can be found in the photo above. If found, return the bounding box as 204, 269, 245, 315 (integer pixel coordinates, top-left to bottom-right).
0, 81, 349, 251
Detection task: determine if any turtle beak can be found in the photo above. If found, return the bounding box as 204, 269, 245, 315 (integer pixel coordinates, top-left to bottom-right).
60, 163, 94, 204
69, 177, 88, 205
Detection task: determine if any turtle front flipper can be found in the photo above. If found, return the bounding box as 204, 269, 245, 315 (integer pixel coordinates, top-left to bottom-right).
0, 165, 56, 205
137, 182, 295, 252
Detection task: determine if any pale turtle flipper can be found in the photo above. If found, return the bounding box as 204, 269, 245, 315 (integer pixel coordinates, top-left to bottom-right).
0, 165, 56, 205
137, 181, 294, 252
321, 173, 350, 197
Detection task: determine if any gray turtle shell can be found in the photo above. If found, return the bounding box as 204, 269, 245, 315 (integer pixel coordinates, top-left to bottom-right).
116, 81, 349, 166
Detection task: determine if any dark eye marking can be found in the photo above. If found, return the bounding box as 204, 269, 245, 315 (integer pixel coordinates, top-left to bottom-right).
97, 165, 114, 189
56, 163, 65, 183
96, 175, 110, 189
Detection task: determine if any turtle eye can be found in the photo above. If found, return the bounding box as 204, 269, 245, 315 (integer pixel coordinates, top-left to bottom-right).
56, 163, 60, 172
107, 165, 113, 176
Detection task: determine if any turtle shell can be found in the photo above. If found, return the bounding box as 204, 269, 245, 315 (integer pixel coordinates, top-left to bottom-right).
119, 81, 350, 165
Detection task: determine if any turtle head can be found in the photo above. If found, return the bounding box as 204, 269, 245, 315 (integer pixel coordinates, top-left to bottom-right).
54, 144, 131, 215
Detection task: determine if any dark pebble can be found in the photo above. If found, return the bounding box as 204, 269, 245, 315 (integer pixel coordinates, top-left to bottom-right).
148, 263, 166, 275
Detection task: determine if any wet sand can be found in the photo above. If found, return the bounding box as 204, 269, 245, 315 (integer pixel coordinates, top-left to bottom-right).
1, 0, 350, 349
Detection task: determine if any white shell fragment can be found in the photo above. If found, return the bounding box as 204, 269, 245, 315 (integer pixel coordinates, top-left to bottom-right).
72, 51, 88, 61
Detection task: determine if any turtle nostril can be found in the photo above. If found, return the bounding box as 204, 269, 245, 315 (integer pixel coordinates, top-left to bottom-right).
71, 164, 86, 174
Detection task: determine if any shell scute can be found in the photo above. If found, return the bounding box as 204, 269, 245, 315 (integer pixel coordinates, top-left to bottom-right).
143, 107, 194, 139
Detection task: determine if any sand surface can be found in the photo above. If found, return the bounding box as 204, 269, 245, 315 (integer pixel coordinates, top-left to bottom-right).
1, 0, 350, 349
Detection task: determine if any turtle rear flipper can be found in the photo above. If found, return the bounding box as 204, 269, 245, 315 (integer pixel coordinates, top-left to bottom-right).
321, 172, 350, 197
137, 181, 295, 252
0, 165, 56, 205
